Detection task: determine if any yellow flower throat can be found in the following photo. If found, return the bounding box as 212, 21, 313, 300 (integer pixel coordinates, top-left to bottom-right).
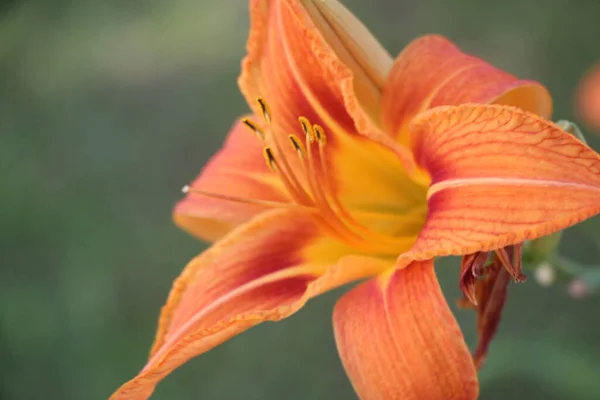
184, 98, 425, 255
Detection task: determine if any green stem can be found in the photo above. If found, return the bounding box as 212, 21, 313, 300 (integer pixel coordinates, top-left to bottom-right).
548, 253, 587, 276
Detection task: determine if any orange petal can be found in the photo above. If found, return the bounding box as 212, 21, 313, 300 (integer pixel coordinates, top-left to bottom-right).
401, 104, 600, 262
381, 35, 552, 145
576, 62, 600, 132
174, 116, 288, 242
333, 260, 478, 400
111, 209, 388, 400
239, 0, 414, 172
240, 0, 388, 134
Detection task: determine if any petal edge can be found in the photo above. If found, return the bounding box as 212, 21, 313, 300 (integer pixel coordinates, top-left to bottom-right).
333, 261, 478, 400
381, 35, 552, 145
401, 104, 600, 262
111, 209, 388, 400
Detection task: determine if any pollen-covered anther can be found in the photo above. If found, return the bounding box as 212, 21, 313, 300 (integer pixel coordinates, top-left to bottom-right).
241, 117, 266, 141
298, 116, 315, 143
313, 124, 327, 146
262, 146, 278, 171
256, 97, 272, 123
288, 135, 307, 158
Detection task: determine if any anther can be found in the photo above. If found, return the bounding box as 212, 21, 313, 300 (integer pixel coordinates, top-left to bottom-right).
288, 135, 306, 158
257, 97, 272, 123
263, 146, 278, 171
298, 117, 315, 143
313, 124, 326, 146
241, 118, 265, 140
181, 185, 190, 194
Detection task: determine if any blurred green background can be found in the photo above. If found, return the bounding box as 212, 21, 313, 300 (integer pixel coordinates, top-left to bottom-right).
2, 0, 600, 399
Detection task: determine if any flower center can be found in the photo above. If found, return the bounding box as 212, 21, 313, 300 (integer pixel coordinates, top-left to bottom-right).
185, 98, 424, 255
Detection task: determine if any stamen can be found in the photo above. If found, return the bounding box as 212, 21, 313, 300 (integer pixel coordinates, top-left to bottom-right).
182, 184, 190, 194
298, 117, 315, 143
206, 97, 415, 253
249, 101, 313, 206
302, 121, 409, 251
241, 118, 265, 140
313, 124, 326, 146
288, 135, 306, 159
289, 117, 373, 246
256, 97, 272, 123
264, 143, 314, 207
263, 146, 278, 172
311, 124, 392, 244
181, 186, 318, 213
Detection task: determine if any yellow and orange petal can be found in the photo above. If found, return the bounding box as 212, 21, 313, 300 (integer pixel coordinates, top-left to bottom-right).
239, 0, 415, 176
333, 260, 478, 400
381, 35, 552, 146
174, 117, 289, 242
399, 104, 600, 264
576, 62, 600, 132
240, 0, 367, 146
240, 0, 390, 136
111, 209, 391, 400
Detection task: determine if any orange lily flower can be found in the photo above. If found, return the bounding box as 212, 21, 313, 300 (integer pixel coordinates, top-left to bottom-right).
576, 62, 600, 132
111, 1, 600, 399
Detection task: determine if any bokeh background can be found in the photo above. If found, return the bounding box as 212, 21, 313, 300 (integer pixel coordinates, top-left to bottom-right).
2, 0, 600, 399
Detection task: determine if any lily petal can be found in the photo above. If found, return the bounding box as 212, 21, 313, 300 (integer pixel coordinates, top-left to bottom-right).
174, 117, 288, 242
239, 0, 414, 176
381, 35, 552, 145
401, 104, 600, 262
111, 209, 388, 400
240, 0, 390, 135
333, 261, 478, 400
305, 0, 392, 91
